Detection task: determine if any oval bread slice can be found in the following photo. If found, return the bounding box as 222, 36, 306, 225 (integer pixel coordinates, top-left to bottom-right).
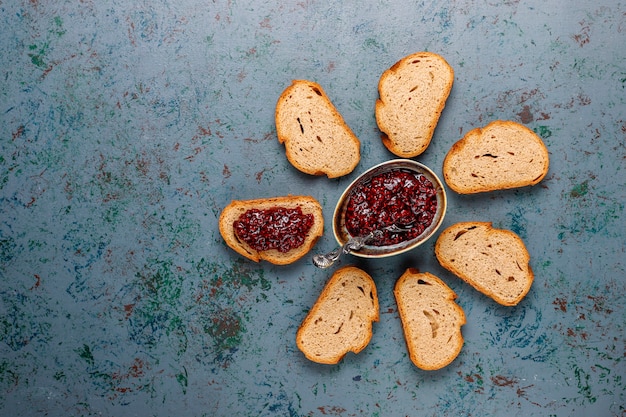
435, 222, 533, 306
443, 120, 549, 194
218, 195, 323, 265
296, 266, 379, 364
275, 80, 361, 178
375, 52, 454, 157
394, 269, 466, 371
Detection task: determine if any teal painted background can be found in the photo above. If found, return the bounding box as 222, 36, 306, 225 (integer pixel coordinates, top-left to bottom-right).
1, 0, 624, 416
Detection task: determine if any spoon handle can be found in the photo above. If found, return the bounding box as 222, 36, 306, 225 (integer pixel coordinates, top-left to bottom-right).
312, 231, 379, 269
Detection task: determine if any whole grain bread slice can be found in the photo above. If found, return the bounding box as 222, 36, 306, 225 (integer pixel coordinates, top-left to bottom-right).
435, 222, 533, 306
219, 195, 323, 265
394, 269, 466, 370
375, 52, 454, 157
443, 120, 549, 194
275, 80, 361, 178
296, 266, 379, 364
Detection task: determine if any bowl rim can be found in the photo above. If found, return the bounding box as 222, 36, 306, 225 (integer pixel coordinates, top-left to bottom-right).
332, 159, 447, 258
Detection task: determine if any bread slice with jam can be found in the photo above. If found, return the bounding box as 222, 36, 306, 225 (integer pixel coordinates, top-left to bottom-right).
296, 266, 379, 364
275, 80, 361, 178
219, 195, 324, 265
394, 269, 466, 370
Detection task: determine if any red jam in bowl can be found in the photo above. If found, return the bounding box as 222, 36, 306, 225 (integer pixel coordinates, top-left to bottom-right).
344, 169, 438, 246
234, 207, 314, 253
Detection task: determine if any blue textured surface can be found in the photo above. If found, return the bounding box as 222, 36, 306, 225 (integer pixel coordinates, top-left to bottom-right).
1, 0, 624, 416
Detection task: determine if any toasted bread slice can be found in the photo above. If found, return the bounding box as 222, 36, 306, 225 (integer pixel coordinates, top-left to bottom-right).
394, 269, 466, 370
443, 120, 549, 194
375, 52, 454, 157
275, 80, 360, 178
435, 222, 533, 306
296, 266, 379, 364
219, 195, 323, 265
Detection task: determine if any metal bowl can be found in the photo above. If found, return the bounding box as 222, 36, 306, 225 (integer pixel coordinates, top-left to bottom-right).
332, 159, 447, 258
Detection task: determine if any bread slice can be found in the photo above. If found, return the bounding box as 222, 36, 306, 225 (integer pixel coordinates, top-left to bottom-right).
435, 222, 533, 306
442, 120, 550, 194
219, 195, 323, 265
375, 52, 454, 157
275, 80, 361, 178
296, 266, 379, 364
394, 269, 466, 370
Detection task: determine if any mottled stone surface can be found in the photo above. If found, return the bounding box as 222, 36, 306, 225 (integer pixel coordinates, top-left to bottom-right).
1, 0, 624, 416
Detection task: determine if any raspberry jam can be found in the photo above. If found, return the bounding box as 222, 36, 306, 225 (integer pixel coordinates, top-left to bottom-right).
344, 169, 438, 246
234, 207, 314, 253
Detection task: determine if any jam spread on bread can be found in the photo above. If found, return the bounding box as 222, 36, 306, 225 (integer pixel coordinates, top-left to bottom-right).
344, 170, 437, 246
234, 207, 314, 253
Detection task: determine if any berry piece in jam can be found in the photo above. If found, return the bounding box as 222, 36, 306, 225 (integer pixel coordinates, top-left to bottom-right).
344, 169, 438, 246
234, 206, 314, 253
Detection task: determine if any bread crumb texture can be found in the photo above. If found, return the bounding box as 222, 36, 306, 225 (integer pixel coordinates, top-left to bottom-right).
296, 266, 379, 364
375, 52, 454, 157
275, 80, 360, 178
435, 222, 533, 306
443, 120, 549, 194
394, 269, 466, 370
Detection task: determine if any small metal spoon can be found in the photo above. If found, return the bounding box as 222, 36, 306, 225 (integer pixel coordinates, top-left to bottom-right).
312, 223, 413, 269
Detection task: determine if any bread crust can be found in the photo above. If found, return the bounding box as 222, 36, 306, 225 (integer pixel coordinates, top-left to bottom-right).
296, 266, 379, 364
218, 195, 324, 265
443, 120, 550, 194
394, 269, 466, 370
435, 222, 533, 306
275, 80, 360, 178
375, 52, 454, 157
